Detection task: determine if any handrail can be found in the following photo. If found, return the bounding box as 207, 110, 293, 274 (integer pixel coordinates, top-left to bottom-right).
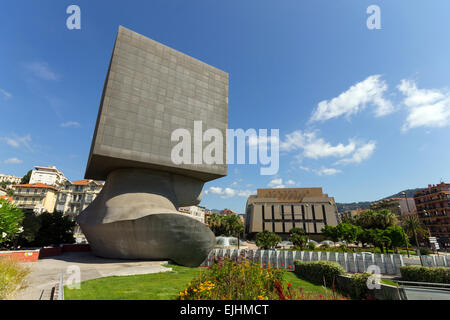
58, 272, 64, 300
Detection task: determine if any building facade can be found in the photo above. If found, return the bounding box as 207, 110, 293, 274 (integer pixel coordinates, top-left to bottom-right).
178, 205, 206, 223
55, 180, 103, 219
370, 197, 417, 217
29, 166, 68, 187
0, 174, 21, 185
245, 188, 339, 240
12, 183, 58, 213
414, 182, 450, 249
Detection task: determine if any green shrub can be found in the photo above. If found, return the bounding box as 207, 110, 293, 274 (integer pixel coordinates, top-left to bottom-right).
294, 260, 345, 287
419, 248, 432, 255
400, 266, 450, 284
307, 242, 316, 250
349, 273, 371, 299
255, 231, 281, 250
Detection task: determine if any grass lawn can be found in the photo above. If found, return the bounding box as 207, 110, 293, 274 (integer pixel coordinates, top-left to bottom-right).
65, 264, 339, 300
65, 264, 201, 300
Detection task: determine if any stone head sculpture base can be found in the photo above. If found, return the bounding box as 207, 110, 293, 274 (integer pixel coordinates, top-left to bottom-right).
76, 168, 215, 267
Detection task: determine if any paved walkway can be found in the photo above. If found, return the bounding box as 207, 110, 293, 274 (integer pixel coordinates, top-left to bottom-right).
12, 252, 171, 300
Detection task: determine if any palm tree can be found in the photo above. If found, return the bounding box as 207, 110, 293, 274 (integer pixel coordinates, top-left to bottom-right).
402, 216, 422, 254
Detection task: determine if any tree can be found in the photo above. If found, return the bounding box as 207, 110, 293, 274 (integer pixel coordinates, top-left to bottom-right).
385, 225, 409, 252
289, 227, 308, 250
321, 225, 340, 243
32, 211, 75, 246
402, 215, 426, 249
255, 230, 281, 250
20, 170, 32, 184
336, 223, 362, 245
354, 209, 398, 229
0, 199, 24, 247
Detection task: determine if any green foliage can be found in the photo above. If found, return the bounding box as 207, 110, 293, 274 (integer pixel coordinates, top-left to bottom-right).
17, 211, 41, 245
321, 225, 340, 242
349, 273, 371, 299
384, 226, 409, 249
255, 230, 281, 250
400, 266, 450, 284
419, 248, 432, 255
289, 228, 307, 250
31, 212, 75, 247
336, 223, 362, 244
307, 241, 316, 250
20, 170, 32, 185
0, 199, 24, 245
206, 213, 243, 237
354, 209, 398, 229
293, 260, 345, 287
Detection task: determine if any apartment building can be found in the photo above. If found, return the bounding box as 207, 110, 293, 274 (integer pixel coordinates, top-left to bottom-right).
29, 166, 68, 187
55, 179, 103, 218
178, 205, 206, 223
12, 183, 58, 213
370, 197, 417, 217
414, 182, 450, 249
0, 174, 21, 185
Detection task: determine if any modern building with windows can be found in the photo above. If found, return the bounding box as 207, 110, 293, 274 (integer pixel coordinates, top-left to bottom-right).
244, 187, 339, 240
29, 166, 68, 187
414, 182, 450, 249
12, 183, 58, 214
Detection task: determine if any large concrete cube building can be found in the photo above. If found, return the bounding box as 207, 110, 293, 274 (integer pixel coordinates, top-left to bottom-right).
244, 188, 339, 240
77, 26, 228, 267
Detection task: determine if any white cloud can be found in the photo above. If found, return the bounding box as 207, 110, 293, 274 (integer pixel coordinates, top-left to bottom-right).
281, 131, 356, 159
60, 121, 81, 128
310, 75, 393, 122
314, 167, 342, 176
281, 130, 376, 166
3, 158, 23, 164
205, 186, 254, 199
26, 62, 59, 81
398, 79, 450, 131
286, 179, 296, 186
3, 134, 32, 151
268, 178, 284, 188
334, 141, 376, 165
0, 88, 12, 100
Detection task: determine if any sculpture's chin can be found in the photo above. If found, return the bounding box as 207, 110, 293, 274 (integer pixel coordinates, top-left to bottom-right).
76, 168, 215, 267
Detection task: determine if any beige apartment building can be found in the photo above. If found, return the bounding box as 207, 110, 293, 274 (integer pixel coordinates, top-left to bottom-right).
244, 188, 339, 240
12, 183, 58, 213
55, 179, 103, 219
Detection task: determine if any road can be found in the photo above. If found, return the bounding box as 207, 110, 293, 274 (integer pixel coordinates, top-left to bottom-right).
403, 287, 450, 300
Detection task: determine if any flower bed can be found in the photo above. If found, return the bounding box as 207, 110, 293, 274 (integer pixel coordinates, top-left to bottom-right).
180, 257, 346, 300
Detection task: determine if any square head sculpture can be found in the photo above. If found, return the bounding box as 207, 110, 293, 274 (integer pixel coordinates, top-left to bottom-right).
85, 26, 228, 182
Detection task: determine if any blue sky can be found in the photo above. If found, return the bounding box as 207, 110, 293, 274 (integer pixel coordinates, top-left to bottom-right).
1, 1, 449, 213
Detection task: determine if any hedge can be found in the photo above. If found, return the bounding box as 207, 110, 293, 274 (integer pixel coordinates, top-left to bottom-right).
294, 260, 345, 287
400, 266, 450, 284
